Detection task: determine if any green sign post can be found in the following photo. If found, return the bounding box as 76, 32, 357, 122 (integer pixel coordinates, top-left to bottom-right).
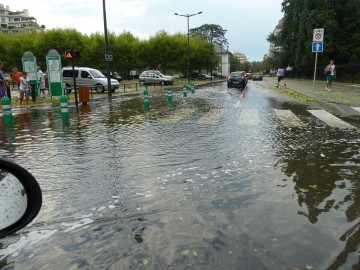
46, 49, 63, 97
22, 51, 39, 98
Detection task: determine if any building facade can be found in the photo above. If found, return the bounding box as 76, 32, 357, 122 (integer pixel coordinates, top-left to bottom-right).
267, 19, 284, 57
214, 43, 230, 77
0, 3, 44, 34
233, 52, 248, 63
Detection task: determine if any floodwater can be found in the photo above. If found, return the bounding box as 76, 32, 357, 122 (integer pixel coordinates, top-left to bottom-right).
0, 81, 360, 269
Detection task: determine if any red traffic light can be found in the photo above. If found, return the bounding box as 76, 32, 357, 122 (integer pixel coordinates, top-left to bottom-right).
65, 50, 80, 60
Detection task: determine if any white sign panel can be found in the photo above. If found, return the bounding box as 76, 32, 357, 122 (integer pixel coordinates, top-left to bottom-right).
313, 28, 324, 42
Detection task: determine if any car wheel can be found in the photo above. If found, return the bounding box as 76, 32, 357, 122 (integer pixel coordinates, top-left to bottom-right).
96, 84, 104, 93
112, 89, 116, 93
139, 81, 145, 86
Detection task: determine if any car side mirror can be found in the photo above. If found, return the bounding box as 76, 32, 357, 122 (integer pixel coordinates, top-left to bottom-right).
87, 76, 92, 79
0, 158, 42, 238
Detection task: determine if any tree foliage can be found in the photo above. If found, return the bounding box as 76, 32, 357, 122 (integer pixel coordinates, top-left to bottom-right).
0, 28, 217, 77
190, 24, 228, 46
272, 0, 360, 75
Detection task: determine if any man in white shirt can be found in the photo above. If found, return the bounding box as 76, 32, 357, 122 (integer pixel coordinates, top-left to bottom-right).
276, 67, 286, 87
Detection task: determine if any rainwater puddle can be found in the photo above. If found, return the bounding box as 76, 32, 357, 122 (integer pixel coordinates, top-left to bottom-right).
0, 82, 359, 269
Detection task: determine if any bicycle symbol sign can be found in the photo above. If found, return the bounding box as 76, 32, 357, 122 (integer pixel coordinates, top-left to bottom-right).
315, 33, 322, 40
313, 28, 324, 42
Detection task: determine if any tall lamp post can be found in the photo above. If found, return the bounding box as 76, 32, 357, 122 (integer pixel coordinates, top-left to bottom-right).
102, 0, 111, 97
174, 11, 203, 83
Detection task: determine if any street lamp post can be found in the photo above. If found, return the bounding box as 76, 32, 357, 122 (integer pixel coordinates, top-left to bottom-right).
174, 11, 202, 83
102, 0, 111, 97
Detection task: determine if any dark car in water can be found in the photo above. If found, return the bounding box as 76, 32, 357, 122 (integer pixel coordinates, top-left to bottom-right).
227, 71, 247, 89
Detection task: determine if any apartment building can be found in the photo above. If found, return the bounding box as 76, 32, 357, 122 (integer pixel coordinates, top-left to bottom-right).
0, 3, 44, 34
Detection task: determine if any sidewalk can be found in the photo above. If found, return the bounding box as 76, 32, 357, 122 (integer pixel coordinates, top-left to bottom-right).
263, 77, 360, 116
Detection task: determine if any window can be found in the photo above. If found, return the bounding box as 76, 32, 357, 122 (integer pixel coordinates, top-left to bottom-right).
81, 71, 90, 79
63, 69, 78, 78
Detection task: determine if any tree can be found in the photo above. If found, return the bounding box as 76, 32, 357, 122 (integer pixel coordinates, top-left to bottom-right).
190, 24, 228, 46
277, 0, 360, 76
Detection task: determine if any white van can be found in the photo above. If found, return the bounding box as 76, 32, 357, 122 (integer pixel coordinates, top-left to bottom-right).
62, 67, 120, 93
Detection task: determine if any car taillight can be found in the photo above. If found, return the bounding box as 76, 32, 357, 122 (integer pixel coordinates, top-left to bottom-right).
228, 77, 231, 80
242, 76, 245, 79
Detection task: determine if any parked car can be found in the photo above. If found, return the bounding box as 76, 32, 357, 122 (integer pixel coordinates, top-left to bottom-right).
252, 73, 263, 81
227, 71, 247, 89
111, 72, 123, 82
191, 72, 212, 80
139, 71, 174, 86
141, 70, 175, 83
63, 67, 120, 93
173, 73, 185, 79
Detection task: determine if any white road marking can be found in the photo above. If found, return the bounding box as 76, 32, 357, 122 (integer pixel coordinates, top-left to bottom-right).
162, 108, 196, 124
239, 109, 260, 126
308, 110, 356, 129
197, 109, 226, 125
274, 109, 306, 127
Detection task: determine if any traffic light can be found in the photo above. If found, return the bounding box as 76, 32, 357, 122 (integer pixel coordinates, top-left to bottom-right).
73, 51, 80, 59
65, 50, 80, 60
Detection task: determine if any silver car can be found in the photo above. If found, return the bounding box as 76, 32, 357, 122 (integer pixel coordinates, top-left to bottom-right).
139, 71, 174, 86
63, 67, 120, 93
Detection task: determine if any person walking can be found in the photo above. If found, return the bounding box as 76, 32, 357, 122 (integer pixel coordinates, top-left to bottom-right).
0, 61, 6, 102
37, 66, 46, 96
276, 67, 286, 87
325, 60, 336, 91
11, 68, 23, 90
19, 71, 32, 109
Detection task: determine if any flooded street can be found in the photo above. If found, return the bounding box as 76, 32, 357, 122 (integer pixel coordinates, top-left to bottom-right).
1, 81, 360, 269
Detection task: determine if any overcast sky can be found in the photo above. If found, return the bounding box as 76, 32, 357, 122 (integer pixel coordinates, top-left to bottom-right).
2, 0, 284, 61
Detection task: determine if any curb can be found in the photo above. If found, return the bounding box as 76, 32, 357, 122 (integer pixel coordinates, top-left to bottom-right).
265, 79, 360, 117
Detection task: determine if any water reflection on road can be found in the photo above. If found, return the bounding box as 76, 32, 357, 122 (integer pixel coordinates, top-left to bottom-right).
0, 81, 360, 269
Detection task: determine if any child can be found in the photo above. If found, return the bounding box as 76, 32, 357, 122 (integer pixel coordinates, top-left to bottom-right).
19, 72, 31, 109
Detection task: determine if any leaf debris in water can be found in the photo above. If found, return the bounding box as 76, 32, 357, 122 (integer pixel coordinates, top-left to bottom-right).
309, 185, 317, 189
299, 188, 309, 193
181, 250, 190, 256
306, 264, 314, 270
143, 259, 150, 266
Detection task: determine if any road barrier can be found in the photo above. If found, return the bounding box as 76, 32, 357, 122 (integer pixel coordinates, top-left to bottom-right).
143, 89, 149, 111
1, 97, 13, 124
183, 84, 187, 97
167, 86, 173, 103
60, 95, 70, 122
190, 82, 195, 94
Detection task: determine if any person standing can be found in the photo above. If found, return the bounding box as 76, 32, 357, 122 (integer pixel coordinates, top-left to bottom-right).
11, 68, 23, 90
325, 60, 336, 91
0, 61, 5, 102
19, 72, 32, 109
37, 66, 46, 96
276, 67, 286, 87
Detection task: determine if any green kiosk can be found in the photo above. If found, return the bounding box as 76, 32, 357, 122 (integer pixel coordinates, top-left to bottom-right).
46, 49, 63, 97
21, 51, 39, 98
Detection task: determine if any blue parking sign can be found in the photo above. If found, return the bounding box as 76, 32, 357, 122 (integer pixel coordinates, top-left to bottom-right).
312, 42, 323, 52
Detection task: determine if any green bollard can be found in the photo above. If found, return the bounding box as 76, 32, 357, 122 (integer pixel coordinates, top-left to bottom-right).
183, 84, 187, 97
60, 95, 70, 122
190, 82, 195, 94
167, 86, 173, 103
143, 89, 149, 111
1, 97, 13, 124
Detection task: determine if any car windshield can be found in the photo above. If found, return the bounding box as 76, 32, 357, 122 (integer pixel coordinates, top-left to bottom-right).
89, 69, 106, 78
230, 72, 243, 77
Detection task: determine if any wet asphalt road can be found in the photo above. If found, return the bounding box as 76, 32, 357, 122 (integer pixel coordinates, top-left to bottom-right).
0, 81, 360, 270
